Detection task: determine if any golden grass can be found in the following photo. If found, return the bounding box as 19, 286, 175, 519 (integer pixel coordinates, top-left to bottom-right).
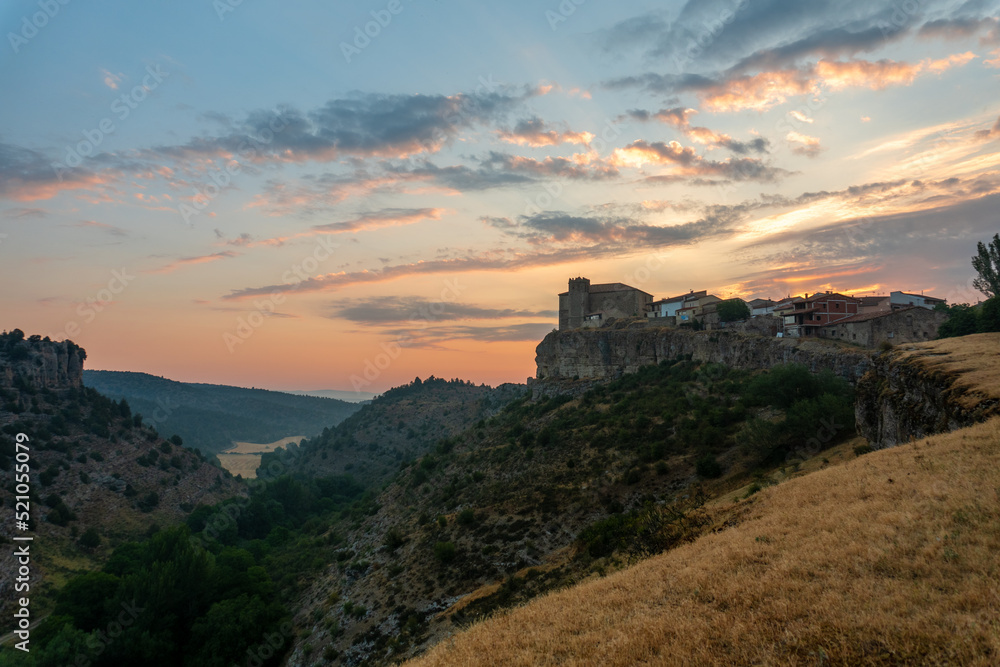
408, 418, 1000, 666
227, 435, 304, 454
216, 453, 263, 479
217, 436, 304, 478
895, 333, 1000, 404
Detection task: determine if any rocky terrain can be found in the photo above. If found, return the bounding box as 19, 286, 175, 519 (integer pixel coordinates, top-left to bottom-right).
535, 321, 872, 383
855, 332, 1000, 447
0, 331, 244, 621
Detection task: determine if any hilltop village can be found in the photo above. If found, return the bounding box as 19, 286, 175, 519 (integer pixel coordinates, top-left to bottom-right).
558, 277, 949, 349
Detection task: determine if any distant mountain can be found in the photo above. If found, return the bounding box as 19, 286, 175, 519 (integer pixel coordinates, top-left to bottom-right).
83, 370, 362, 457
285, 388, 377, 403
285, 376, 526, 487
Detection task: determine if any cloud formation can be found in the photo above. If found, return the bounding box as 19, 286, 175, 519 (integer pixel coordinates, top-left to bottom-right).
149, 251, 240, 274
625, 107, 770, 154
330, 296, 555, 325
497, 117, 594, 147
610, 140, 785, 182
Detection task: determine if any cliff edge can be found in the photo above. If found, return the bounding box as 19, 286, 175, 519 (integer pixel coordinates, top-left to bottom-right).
535, 322, 872, 383
855, 332, 1000, 448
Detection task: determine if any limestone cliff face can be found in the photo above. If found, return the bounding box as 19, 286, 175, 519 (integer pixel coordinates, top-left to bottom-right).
0, 334, 85, 390
535, 323, 872, 383
854, 335, 1000, 448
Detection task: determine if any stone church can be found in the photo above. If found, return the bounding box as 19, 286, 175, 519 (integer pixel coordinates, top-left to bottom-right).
558, 277, 654, 330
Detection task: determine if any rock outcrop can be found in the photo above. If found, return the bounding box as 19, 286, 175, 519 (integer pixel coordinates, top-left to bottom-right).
535, 322, 872, 383
0, 332, 85, 390
855, 333, 1000, 448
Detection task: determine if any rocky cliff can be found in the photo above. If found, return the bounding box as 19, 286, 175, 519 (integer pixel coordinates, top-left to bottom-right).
535, 322, 872, 383
855, 333, 1000, 448
0, 330, 85, 390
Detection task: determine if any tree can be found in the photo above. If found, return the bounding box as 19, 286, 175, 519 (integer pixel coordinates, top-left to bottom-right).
79, 527, 101, 549
937, 304, 980, 339
972, 233, 1000, 299
717, 299, 751, 322
980, 297, 1000, 333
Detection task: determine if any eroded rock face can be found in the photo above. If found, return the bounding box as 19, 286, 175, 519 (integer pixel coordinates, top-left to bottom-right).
535, 324, 872, 383
0, 337, 85, 390
855, 349, 1000, 448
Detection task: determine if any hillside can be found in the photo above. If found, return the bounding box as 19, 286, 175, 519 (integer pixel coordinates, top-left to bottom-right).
403, 333, 1000, 666
280, 360, 860, 665
408, 416, 1000, 666
0, 331, 243, 624
285, 377, 525, 487
83, 370, 362, 457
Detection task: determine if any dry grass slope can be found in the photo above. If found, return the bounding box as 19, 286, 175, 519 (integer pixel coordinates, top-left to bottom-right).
408, 417, 1000, 666
896, 332, 1000, 406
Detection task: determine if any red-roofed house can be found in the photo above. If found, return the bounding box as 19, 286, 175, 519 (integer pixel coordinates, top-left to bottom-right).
782, 292, 861, 337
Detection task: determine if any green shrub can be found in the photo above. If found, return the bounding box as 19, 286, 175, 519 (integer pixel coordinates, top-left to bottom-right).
853, 444, 874, 457
695, 454, 722, 478
78, 527, 101, 549
433, 541, 456, 563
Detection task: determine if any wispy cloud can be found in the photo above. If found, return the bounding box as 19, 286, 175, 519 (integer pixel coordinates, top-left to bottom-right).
610, 140, 786, 182
624, 107, 770, 154
329, 296, 556, 325
72, 220, 128, 236
149, 251, 240, 274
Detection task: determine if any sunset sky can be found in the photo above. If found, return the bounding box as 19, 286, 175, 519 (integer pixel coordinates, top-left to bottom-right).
2, 0, 998, 394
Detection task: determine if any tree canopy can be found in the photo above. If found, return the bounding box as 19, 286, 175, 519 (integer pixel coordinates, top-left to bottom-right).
972, 233, 1000, 299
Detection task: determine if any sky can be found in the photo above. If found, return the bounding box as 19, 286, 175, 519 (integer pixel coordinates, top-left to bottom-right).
1, 0, 998, 394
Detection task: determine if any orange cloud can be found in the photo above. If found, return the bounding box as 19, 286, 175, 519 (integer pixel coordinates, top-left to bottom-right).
701, 54, 978, 112
701, 69, 815, 112
311, 207, 449, 234
786, 131, 823, 157
497, 117, 595, 147
149, 251, 240, 274
3, 172, 114, 202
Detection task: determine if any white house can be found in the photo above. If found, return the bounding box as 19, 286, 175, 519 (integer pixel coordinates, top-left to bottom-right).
890, 291, 946, 310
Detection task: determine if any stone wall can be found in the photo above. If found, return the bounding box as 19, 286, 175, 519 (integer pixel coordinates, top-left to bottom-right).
535, 321, 872, 383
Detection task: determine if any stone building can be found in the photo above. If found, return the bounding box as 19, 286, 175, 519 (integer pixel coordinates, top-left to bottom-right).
819, 306, 947, 347
558, 277, 653, 329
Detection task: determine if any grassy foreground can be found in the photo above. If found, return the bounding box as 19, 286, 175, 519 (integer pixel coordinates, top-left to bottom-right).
407, 416, 1000, 666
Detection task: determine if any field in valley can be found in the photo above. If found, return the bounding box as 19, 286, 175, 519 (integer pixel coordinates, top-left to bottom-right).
216, 435, 303, 479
